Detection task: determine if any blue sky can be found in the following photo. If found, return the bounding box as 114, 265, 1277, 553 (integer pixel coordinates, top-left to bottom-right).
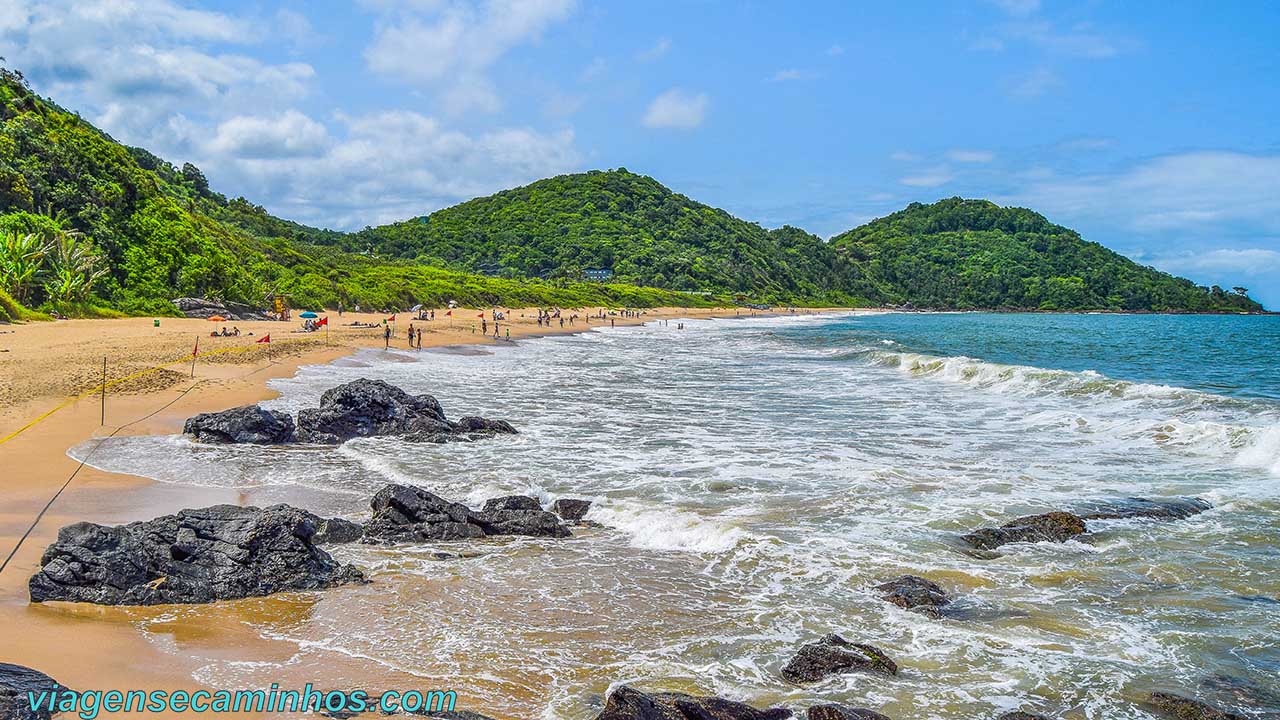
1, 0, 1277, 307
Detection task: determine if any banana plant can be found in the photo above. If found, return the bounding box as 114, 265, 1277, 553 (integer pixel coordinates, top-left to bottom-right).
0, 230, 49, 302
43, 229, 108, 304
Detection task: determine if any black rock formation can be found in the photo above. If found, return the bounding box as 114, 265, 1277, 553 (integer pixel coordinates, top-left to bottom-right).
780, 634, 898, 683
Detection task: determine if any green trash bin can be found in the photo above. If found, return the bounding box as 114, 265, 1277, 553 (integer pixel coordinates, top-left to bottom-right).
154, 319, 160, 327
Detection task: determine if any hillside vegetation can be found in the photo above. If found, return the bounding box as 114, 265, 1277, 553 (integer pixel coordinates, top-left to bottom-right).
0, 68, 709, 318
0, 64, 1264, 316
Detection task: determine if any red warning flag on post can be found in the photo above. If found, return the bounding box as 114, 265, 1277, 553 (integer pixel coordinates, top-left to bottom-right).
318, 317, 328, 326
257, 334, 271, 344
477, 312, 485, 318
192, 337, 199, 358
445, 310, 452, 317
387, 314, 396, 322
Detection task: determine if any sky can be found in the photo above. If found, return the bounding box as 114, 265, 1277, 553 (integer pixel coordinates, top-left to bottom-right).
1, 0, 1278, 307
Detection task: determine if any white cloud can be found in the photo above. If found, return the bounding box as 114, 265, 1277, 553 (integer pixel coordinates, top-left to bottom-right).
769, 69, 806, 82
207, 111, 331, 159
642, 88, 708, 129
363, 0, 577, 113
900, 166, 954, 188
1004, 151, 1280, 235
826, 44, 845, 56
1151, 249, 1280, 276
946, 149, 995, 163
636, 36, 671, 62
988, 0, 1040, 16
890, 151, 920, 162
580, 56, 607, 81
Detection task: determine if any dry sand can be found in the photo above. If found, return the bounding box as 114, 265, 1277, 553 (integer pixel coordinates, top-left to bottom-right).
0, 305, 803, 718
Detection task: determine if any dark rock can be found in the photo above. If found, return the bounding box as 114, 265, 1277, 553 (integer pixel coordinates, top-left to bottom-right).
780, 634, 897, 683
295, 378, 453, 444
594, 685, 792, 720
29, 504, 365, 605
183, 405, 296, 444
551, 498, 593, 521
808, 704, 891, 720
874, 575, 949, 617
1080, 497, 1212, 521
0, 663, 76, 720
402, 432, 471, 444
481, 496, 542, 513
172, 297, 270, 321
312, 517, 365, 545
997, 713, 1051, 720
1148, 692, 1245, 720
451, 416, 517, 435
361, 484, 570, 542
961, 511, 1087, 550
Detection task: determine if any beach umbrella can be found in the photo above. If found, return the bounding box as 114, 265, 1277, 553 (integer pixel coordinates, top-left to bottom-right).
410, 304, 423, 312
207, 315, 226, 322
299, 311, 319, 318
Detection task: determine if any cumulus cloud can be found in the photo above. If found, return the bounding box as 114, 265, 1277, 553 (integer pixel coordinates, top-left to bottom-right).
207, 111, 331, 159
642, 88, 708, 129
636, 36, 671, 62
363, 0, 576, 113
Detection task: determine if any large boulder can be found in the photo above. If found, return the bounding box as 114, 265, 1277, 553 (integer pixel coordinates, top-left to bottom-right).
874, 575, 950, 617
780, 634, 897, 683
296, 379, 452, 444
594, 685, 792, 720
183, 405, 296, 444
29, 504, 365, 605
362, 485, 570, 542
961, 511, 1087, 550
451, 417, 518, 436
172, 297, 269, 321
1080, 497, 1212, 521
0, 664, 75, 720
808, 705, 891, 720
1147, 693, 1244, 720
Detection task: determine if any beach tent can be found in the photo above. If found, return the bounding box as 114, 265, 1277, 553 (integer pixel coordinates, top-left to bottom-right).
299, 311, 319, 318
207, 315, 226, 322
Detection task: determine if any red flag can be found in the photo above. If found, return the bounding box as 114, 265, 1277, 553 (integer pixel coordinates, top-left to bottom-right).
257, 334, 271, 344
387, 314, 396, 322
477, 312, 485, 318
445, 310, 452, 317
192, 337, 199, 358
318, 316, 328, 326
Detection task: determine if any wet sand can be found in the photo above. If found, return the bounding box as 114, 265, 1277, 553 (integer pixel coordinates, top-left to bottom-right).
0, 305, 813, 718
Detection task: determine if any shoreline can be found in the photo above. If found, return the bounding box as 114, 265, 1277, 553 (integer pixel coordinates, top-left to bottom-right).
0, 305, 838, 718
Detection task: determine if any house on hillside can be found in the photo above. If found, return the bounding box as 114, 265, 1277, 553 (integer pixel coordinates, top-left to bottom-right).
585, 268, 614, 282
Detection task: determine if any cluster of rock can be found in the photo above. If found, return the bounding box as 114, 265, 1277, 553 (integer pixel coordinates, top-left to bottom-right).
171, 297, 270, 321
960, 497, 1211, 550
183, 379, 517, 446
0, 663, 76, 720
26, 484, 590, 606
28, 504, 366, 605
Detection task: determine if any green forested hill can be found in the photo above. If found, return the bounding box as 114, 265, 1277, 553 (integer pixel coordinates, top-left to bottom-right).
343, 170, 853, 304
0, 65, 1264, 315
830, 198, 1262, 312
0, 67, 706, 316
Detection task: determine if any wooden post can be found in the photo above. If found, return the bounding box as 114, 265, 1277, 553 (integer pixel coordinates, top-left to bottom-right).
100, 356, 106, 425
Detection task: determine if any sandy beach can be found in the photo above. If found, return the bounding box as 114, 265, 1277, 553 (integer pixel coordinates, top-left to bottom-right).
0, 305, 794, 718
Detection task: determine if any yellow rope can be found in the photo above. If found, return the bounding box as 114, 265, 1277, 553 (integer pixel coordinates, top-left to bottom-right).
0, 336, 325, 446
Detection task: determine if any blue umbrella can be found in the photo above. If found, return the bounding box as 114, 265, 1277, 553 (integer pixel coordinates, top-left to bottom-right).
299, 311, 319, 318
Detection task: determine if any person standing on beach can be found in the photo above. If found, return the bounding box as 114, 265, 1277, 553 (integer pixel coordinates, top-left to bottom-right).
384, 324, 391, 349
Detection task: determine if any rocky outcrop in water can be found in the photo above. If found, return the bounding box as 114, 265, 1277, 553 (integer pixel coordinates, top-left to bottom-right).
551, 498, 592, 521
362, 485, 571, 543
1080, 497, 1212, 521
997, 712, 1051, 720
183, 379, 518, 446
307, 515, 365, 545
594, 685, 792, 720
1147, 692, 1244, 720
961, 511, 1087, 550
0, 664, 75, 720
808, 705, 891, 720
183, 405, 297, 444
29, 504, 365, 605
780, 634, 897, 683
874, 575, 950, 617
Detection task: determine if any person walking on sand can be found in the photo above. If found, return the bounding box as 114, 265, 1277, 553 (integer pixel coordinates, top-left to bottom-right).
482, 318, 488, 335
384, 324, 392, 349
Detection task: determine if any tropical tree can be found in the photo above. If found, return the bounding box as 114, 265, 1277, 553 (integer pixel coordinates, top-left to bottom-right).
43, 229, 108, 304
0, 230, 49, 302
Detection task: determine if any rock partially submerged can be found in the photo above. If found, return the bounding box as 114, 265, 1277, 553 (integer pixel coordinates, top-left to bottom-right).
808, 705, 891, 720
594, 685, 792, 720
1080, 497, 1212, 521
0, 664, 75, 720
183, 405, 297, 444
362, 485, 571, 543
997, 713, 1051, 720
1148, 692, 1245, 720
874, 575, 950, 617
961, 511, 1087, 550
29, 504, 365, 605
780, 634, 897, 683
551, 498, 593, 521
